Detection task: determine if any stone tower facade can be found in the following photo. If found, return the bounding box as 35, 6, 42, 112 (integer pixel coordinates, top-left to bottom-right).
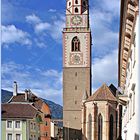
63, 0, 92, 139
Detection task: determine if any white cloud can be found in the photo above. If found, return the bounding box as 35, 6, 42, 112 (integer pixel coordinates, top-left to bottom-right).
1, 61, 63, 105
48, 9, 57, 12
26, 14, 65, 42
100, 0, 120, 16
49, 19, 65, 41
35, 22, 51, 33
2, 25, 32, 46
88, 0, 120, 92
42, 69, 61, 78
26, 14, 41, 24
90, 8, 119, 56
92, 49, 118, 92
34, 39, 47, 48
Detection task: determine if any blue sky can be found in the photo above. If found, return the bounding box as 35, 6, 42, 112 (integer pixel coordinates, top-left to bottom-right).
1, 0, 120, 105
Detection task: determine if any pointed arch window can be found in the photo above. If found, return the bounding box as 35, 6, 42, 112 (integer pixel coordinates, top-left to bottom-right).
72, 36, 80, 52
83, 1, 86, 6
75, 7, 79, 13
98, 114, 103, 140
88, 114, 92, 140
109, 115, 113, 140
75, 0, 78, 4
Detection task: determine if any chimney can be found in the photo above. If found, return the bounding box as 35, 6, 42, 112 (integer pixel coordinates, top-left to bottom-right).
13, 81, 18, 96
25, 89, 28, 101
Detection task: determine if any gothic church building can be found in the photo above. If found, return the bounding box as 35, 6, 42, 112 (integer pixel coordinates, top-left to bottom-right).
62, 0, 119, 140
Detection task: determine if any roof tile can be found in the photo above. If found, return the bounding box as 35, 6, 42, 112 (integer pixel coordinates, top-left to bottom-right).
86, 84, 117, 102
2, 103, 38, 119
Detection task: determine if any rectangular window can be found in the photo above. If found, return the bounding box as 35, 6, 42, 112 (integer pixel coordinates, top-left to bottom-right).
34, 135, 36, 140
33, 123, 36, 130
16, 134, 21, 140
7, 134, 12, 140
46, 132, 48, 137
15, 121, 20, 128
7, 121, 12, 128
130, 96, 132, 119
30, 135, 33, 140
133, 91, 135, 114
30, 122, 33, 129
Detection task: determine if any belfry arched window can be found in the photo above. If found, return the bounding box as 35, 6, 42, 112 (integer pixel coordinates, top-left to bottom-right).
88, 114, 92, 140
98, 114, 103, 140
72, 36, 80, 52
109, 115, 113, 140
75, 7, 78, 13
75, 0, 78, 4
83, 1, 86, 6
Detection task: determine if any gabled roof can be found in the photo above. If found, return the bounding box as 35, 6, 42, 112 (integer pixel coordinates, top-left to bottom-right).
10, 93, 27, 102
2, 103, 39, 119
9, 93, 45, 111
86, 84, 117, 102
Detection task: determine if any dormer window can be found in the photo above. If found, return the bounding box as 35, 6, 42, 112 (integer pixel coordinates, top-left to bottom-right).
75, 7, 78, 13
72, 36, 80, 52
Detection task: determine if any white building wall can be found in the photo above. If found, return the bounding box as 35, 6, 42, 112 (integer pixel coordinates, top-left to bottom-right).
122, 13, 139, 140
51, 121, 59, 138
51, 122, 55, 138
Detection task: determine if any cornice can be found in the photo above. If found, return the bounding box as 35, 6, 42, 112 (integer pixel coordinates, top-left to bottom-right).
118, 0, 139, 90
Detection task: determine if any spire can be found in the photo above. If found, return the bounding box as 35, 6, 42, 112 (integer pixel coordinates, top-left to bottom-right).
82, 90, 88, 102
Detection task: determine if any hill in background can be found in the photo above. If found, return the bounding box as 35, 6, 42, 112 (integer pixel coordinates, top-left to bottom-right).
1, 89, 63, 119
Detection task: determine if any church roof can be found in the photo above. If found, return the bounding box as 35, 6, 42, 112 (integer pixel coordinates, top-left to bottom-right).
86, 84, 117, 102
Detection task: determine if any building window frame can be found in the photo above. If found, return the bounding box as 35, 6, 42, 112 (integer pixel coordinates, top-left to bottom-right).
109, 114, 114, 140
15, 121, 21, 129
7, 133, 12, 140
75, 0, 78, 4
15, 134, 22, 140
88, 114, 92, 140
98, 114, 103, 140
72, 36, 80, 52
129, 93, 132, 119
75, 7, 79, 13
30, 122, 33, 130
7, 120, 12, 129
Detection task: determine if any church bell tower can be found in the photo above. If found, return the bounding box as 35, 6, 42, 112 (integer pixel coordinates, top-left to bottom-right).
63, 0, 92, 139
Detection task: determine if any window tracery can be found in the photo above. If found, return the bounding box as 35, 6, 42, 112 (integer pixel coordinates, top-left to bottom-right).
72, 36, 80, 52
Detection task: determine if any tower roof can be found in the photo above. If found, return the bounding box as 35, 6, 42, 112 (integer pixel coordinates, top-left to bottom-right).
86, 84, 117, 102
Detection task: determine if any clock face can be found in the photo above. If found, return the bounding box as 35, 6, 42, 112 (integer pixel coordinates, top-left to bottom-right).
70, 53, 82, 65
74, 55, 80, 64
71, 15, 82, 25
